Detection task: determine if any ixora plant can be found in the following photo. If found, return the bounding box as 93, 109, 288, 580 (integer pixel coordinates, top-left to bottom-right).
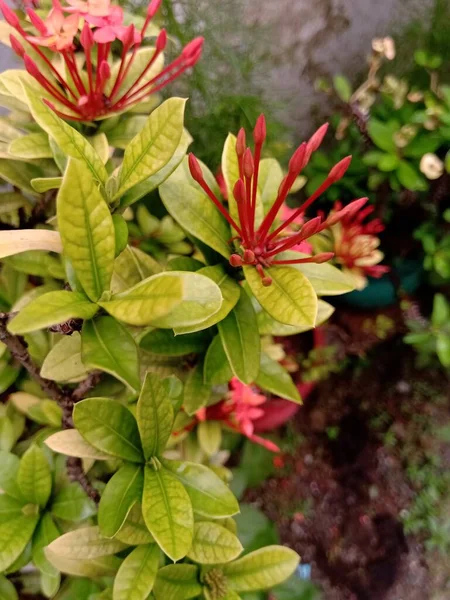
0, 0, 367, 597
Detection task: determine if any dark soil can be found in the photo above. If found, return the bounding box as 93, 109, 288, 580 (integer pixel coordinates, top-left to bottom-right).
246, 308, 450, 600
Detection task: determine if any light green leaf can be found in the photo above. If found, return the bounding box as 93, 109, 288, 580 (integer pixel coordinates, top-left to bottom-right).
113, 544, 160, 600
31, 176, 62, 193
188, 521, 242, 564
367, 119, 397, 153
47, 526, 127, 560
115, 503, 154, 546
224, 546, 300, 592
32, 512, 60, 576
41, 332, 88, 382
112, 214, 129, 257
397, 160, 428, 191
111, 246, 162, 294
17, 445, 52, 508
198, 421, 222, 457
8, 132, 52, 160
164, 459, 239, 519
0, 451, 23, 500
89, 133, 110, 165
437, 334, 450, 367
142, 466, 193, 562
0, 514, 39, 573
45, 429, 111, 460
45, 548, 120, 577
183, 362, 211, 416
258, 159, 284, 215
257, 298, 334, 335
120, 129, 192, 208
82, 317, 140, 392
41, 571, 61, 597
2, 246, 63, 274
73, 398, 143, 463
0, 495, 24, 524
160, 157, 231, 259
221, 133, 241, 223
255, 353, 301, 403
140, 329, 209, 356
0, 575, 18, 600
204, 335, 233, 386
333, 74, 352, 102
99, 463, 144, 538
23, 85, 108, 185
0, 159, 41, 195
174, 265, 240, 335
137, 372, 174, 459
8, 291, 98, 335
218, 288, 260, 384
100, 271, 222, 329
0, 417, 14, 452
106, 116, 147, 150
51, 482, 97, 522
153, 564, 201, 600
294, 260, 354, 296
432, 293, 450, 328
244, 266, 318, 328
58, 159, 115, 302
111, 98, 186, 200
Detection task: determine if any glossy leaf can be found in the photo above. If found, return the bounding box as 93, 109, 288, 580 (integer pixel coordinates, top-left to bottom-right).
51, 482, 97, 522
58, 159, 115, 302
0, 575, 18, 600
32, 512, 60, 576
224, 546, 299, 592
44, 549, 120, 577
82, 317, 140, 392
45, 429, 111, 460
99, 464, 144, 538
257, 298, 334, 335
73, 398, 143, 463
183, 362, 211, 416
0, 514, 39, 573
140, 329, 209, 356
142, 465, 193, 562
111, 98, 186, 200
255, 353, 301, 403
164, 459, 239, 519
111, 246, 162, 294
188, 521, 243, 564
294, 261, 354, 296
23, 85, 108, 185
113, 543, 160, 600
3, 249, 63, 278
47, 526, 127, 559
160, 157, 231, 258
0, 495, 24, 524
153, 564, 201, 600
204, 334, 233, 386
8, 132, 52, 159
0, 451, 23, 500
218, 288, 260, 384
41, 332, 88, 382
17, 445, 52, 508
115, 503, 154, 546
258, 159, 284, 214
8, 291, 98, 335
30, 176, 62, 193
244, 266, 318, 328
0, 159, 41, 195
137, 372, 174, 459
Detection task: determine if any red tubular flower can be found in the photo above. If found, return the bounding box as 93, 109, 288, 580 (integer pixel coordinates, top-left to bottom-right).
1, 0, 204, 121
188, 116, 369, 285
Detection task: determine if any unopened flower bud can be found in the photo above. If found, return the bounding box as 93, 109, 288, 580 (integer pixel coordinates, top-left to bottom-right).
156, 29, 167, 52
233, 179, 246, 204
243, 249, 255, 263
230, 254, 243, 267
182, 37, 205, 62
313, 252, 335, 263
80, 22, 93, 50
300, 216, 322, 238
253, 114, 266, 145
27, 8, 47, 34
99, 60, 111, 80
147, 0, 162, 19
262, 276, 272, 287
10, 35, 24, 57
243, 148, 254, 179
328, 155, 352, 182
307, 123, 329, 153
288, 143, 307, 174
188, 153, 204, 184
0, 0, 20, 28
236, 128, 246, 157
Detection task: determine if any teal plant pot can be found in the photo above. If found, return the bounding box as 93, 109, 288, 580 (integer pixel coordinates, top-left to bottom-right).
339, 258, 424, 309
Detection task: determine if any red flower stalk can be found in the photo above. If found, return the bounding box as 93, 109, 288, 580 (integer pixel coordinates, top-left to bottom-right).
2, 0, 204, 121
188, 116, 369, 285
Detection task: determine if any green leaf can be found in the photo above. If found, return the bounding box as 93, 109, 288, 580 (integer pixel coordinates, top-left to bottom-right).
378, 153, 400, 172
100, 271, 222, 329
183, 362, 211, 416
0, 495, 24, 524
0, 514, 39, 573
23, 85, 108, 185
112, 245, 161, 294
333, 74, 352, 102
0, 451, 23, 500
113, 544, 160, 600
112, 214, 129, 257
397, 161, 428, 191
221, 133, 242, 225
47, 526, 127, 559
198, 421, 222, 456
0, 159, 41, 195
73, 398, 143, 463
44, 550, 120, 578
140, 329, 209, 356
8, 132, 52, 160
188, 521, 242, 564
257, 298, 334, 335
204, 335, 233, 386
137, 372, 174, 459
81, 317, 140, 392
153, 564, 201, 600
255, 353, 301, 403
41, 332, 88, 382
32, 512, 60, 576
17, 445, 52, 508
244, 266, 318, 328
218, 288, 260, 384
51, 482, 97, 522
111, 98, 186, 200
437, 334, 450, 367
99, 464, 144, 538
31, 176, 63, 193
257, 159, 284, 215
0, 417, 14, 452
142, 465, 193, 562
3, 249, 63, 277
0, 575, 18, 600
432, 293, 449, 328
8, 291, 98, 335
120, 129, 192, 208
58, 159, 115, 302
367, 119, 397, 153
293, 260, 354, 296
160, 157, 231, 259
224, 546, 299, 592
115, 503, 154, 546
174, 265, 240, 335
163, 459, 239, 519
45, 429, 111, 460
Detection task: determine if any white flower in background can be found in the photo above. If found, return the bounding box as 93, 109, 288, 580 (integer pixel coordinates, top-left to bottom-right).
420, 153, 444, 180
372, 37, 396, 60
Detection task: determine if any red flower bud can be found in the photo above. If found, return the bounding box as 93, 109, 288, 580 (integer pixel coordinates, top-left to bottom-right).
24, 55, 40, 79
253, 114, 266, 145
307, 123, 329, 153
262, 276, 272, 287
182, 37, 204, 62
328, 155, 352, 182
0, 0, 20, 28
233, 179, 246, 204
27, 8, 47, 35
236, 128, 246, 157
230, 254, 243, 267
147, 0, 162, 19
243, 249, 255, 263
288, 142, 307, 174
188, 153, 204, 184
10, 35, 24, 58
99, 60, 111, 81
313, 252, 335, 263
121, 24, 137, 51
243, 148, 254, 179
156, 29, 167, 52
300, 216, 322, 238
80, 22, 93, 50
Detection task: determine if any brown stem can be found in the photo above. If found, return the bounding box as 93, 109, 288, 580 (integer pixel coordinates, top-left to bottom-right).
0, 313, 101, 503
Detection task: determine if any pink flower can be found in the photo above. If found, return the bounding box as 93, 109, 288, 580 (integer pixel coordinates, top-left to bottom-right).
26, 8, 79, 51
65, 0, 112, 17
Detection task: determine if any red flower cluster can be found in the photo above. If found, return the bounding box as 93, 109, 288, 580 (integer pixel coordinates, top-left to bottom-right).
188, 116, 368, 286
1, 0, 203, 121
